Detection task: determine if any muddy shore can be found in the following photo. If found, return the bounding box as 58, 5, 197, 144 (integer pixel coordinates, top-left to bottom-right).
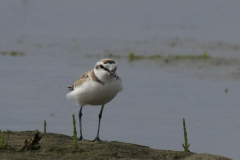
0, 131, 231, 160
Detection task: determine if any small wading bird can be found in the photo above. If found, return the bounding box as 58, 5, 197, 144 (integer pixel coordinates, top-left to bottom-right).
66, 59, 122, 141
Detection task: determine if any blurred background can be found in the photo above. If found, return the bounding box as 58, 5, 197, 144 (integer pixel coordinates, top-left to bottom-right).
1, 1, 240, 159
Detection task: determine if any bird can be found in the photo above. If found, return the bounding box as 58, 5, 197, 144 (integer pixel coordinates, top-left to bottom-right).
66, 58, 123, 142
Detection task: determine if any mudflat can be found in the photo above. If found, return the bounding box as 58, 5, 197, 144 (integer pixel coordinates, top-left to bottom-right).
0, 131, 231, 160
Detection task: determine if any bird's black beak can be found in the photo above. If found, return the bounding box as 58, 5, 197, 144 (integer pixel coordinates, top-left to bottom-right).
109, 70, 116, 77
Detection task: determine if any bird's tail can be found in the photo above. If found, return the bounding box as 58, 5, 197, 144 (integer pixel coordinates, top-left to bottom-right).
66, 92, 74, 99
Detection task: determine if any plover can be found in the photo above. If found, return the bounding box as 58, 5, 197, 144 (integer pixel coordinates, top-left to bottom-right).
66, 59, 122, 141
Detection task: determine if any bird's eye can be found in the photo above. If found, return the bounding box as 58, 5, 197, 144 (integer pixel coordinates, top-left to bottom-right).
100, 65, 104, 69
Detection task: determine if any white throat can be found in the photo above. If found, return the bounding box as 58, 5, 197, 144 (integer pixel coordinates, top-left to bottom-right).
94, 68, 116, 83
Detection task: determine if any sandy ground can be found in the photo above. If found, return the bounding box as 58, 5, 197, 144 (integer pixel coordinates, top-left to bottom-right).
0, 130, 231, 160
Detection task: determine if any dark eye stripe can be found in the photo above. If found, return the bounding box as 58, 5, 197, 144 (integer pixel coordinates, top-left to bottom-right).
100, 65, 109, 72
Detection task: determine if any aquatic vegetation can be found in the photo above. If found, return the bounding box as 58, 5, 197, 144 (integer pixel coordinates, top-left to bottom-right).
0, 51, 25, 56
128, 52, 135, 62
0, 130, 13, 150
203, 51, 210, 58
72, 114, 78, 149
182, 118, 190, 152
128, 52, 210, 62
1, 132, 5, 148
225, 88, 228, 93
148, 54, 161, 59
169, 52, 210, 60
87, 52, 211, 62
128, 52, 144, 61
44, 120, 47, 134
128, 52, 161, 61
107, 53, 121, 59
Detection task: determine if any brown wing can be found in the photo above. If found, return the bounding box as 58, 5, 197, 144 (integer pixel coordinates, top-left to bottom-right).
67, 70, 91, 91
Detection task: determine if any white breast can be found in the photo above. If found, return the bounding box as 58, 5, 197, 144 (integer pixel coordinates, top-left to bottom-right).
66, 78, 122, 106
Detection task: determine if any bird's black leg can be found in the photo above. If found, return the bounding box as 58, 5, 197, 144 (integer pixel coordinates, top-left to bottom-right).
78, 106, 84, 141
93, 105, 104, 142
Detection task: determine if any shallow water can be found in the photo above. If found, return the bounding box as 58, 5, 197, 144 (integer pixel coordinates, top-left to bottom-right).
1, 1, 240, 159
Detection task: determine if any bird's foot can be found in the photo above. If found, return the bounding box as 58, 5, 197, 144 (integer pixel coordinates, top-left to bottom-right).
78, 136, 86, 141
91, 137, 106, 142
